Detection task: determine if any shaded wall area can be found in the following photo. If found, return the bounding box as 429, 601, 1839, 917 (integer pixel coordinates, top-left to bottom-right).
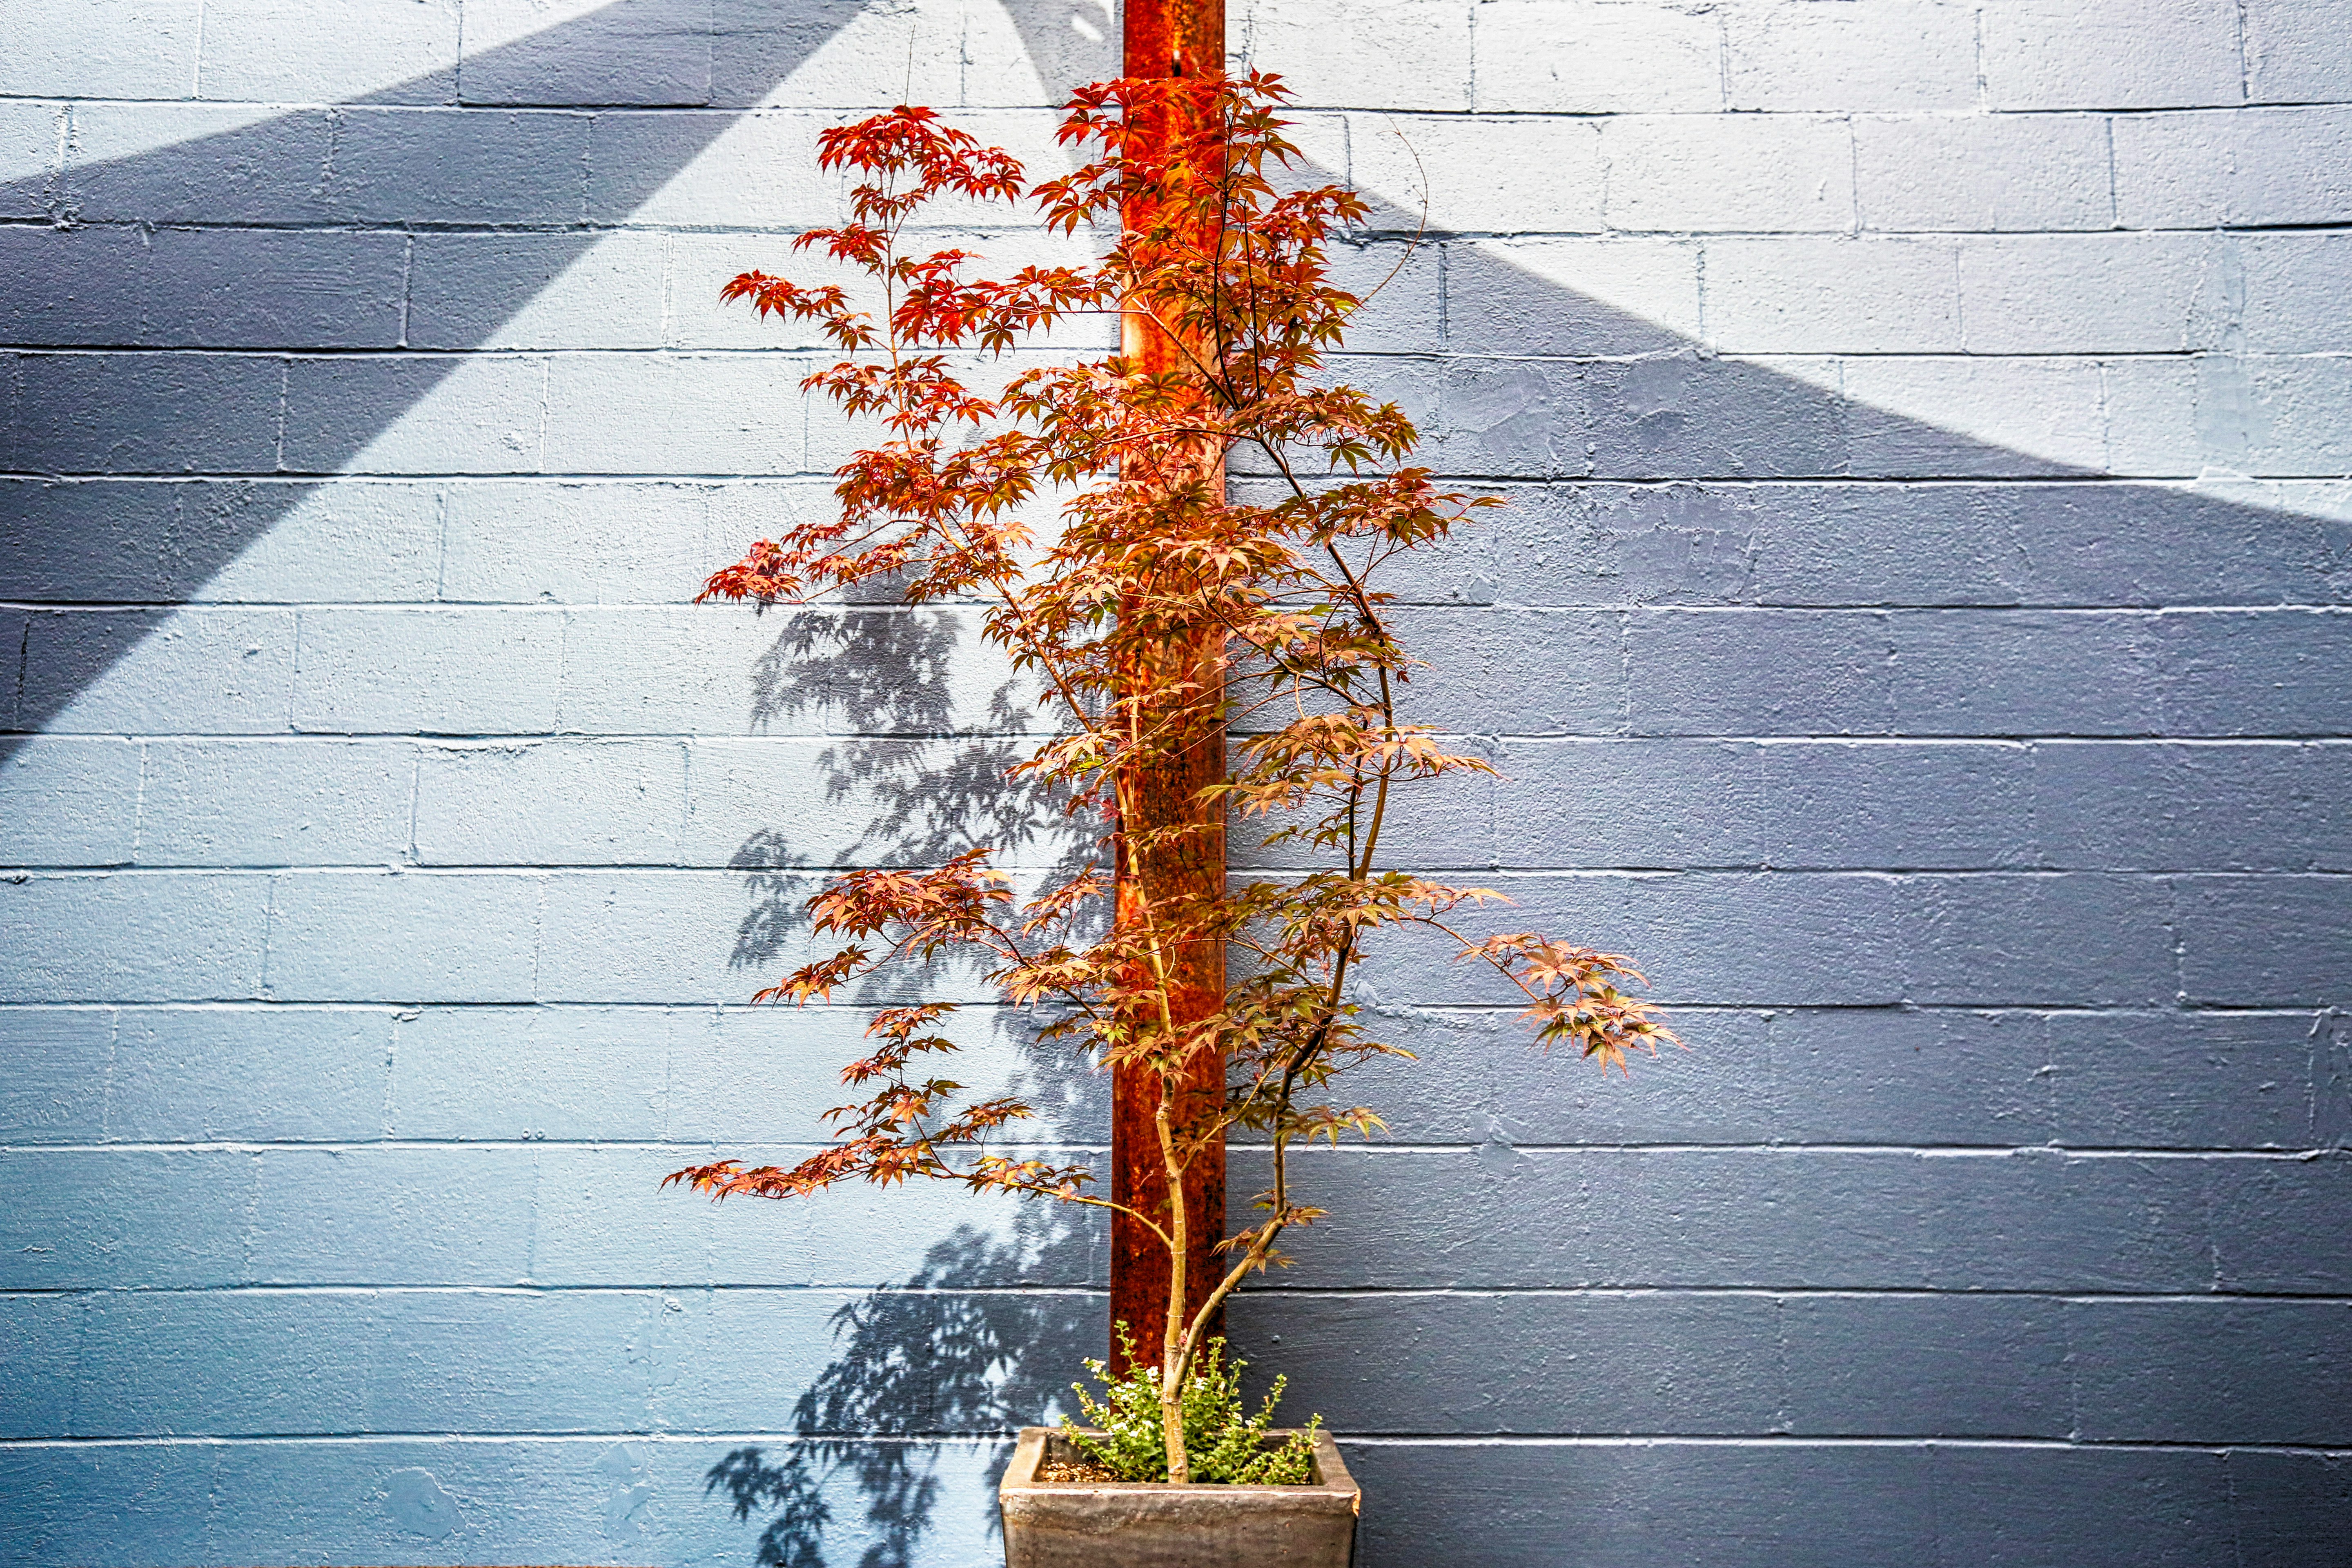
3, 1, 2350, 1565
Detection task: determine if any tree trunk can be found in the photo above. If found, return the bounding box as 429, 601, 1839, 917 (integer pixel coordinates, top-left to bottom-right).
1107, 0, 1229, 1378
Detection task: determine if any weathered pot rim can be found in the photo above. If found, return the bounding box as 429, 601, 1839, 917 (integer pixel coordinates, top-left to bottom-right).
1000, 1427, 1359, 1511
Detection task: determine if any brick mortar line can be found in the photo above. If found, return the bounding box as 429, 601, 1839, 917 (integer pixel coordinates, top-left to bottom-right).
3, 1140, 2339, 1158
3, 1283, 2344, 1302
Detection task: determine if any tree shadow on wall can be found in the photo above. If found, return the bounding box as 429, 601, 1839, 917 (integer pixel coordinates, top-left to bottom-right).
704, 1199, 1102, 1568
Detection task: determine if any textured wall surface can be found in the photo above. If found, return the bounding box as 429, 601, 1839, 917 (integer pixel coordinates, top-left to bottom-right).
3, 1, 2349, 1565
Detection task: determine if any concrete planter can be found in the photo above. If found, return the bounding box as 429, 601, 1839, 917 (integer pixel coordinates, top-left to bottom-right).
998, 1427, 1359, 1568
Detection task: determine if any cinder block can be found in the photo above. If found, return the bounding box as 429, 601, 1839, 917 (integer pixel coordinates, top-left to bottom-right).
1983, 0, 2243, 109
368, 1288, 682, 1432
1321, 238, 1442, 356
71, 1288, 373, 1438
2232, 356, 2352, 476
546, 352, 809, 476
1959, 233, 2227, 354
438, 480, 725, 605
0, 1008, 114, 1142
2114, 105, 2352, 227
1472, 0, 1720, 114
2227, 1451, 2352, 1565
2242, 233, 2352, 353
247, 1146, 539, 1284
1782, 1292, 2069, 1436
1588, 355, 1849, 480
2009, 477, 2352, 608
290, 607, 562, 736
0, 1149, 258, 1287
136, 739, 414, 866
21, 607, 296, 736
0, 225, 155, 346
1843, 356, 2107, 477
2209, 1154, 2352, 1291
407, 232, 666, 352
0, 737, 140, 866
0, 99, 62, 220
555, 603, 1042, 738
261, 870, 539, 1003
1768, 1007, 2054, 1146
1726, 0, 1978, 113
1889, 610, 2160, 735
10, 352, 282, 474
414, 739, 688, 866
1649, 481, 2028, 608
663, 229, 866, 354
1498, 738, 1766, 869
2047, 1008, 2327, 1149
761, 0, 971, 111
60, 104, 337, 225
1247, 0, 1472, 112
2031, 741, 2333, 871
1705, 237, 1962, 354
0, 0, 202, 99
2101, 355, 2204, 479
1762, 741, 2034, 869
536, 868, 825, 1004
2158, 609, 2352, 735
2244, 0, 2352, 103
281, 353, 548, 475
1387, 604, 1623, 734
1855, 111, 2114, 231
1900, 872, 2176, 1005
2175, 873, 2351, 1007
0, 872, 270, 1002
1626, 608, 1893, 737
321, 108, 590, 226
1445, 239, 1702, 357
196, 480, 447, 604
592, 109, 831, 229
1929, 1446, 2237, 1568
0, 1293, 83, 1439
1351, 114, 1602, 234
1230, 1291, 1783, 1433
108, 1006, 392, 1140
388, 1006, 669, 1140
2073, 1298, 2352, 1445
461, 0, 714, 107
1601, 114, 1854, 233
195, 0, 459, 105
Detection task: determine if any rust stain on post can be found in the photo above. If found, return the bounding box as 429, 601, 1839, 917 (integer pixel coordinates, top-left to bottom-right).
1109, 0, 1229, 1374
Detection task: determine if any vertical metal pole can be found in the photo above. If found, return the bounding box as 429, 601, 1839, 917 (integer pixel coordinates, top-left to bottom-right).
1107, 0, 1229, 1374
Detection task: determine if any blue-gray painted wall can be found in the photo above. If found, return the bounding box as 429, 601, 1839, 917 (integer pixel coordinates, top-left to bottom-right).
2, 2, 2348, 1564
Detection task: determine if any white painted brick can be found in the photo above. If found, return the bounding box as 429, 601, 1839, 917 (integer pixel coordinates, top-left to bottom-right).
1725, 0, 1979, 113
108, 1007, 392, 1139
2100, 357, 2205, 478
541, 354, 808, 476
1983, 0, 2244, 110
2244, 0, 2352, 105
1854, 114, 2114, 232
459, 0, 715, 109
195, 0, 461, 105
2235, 358, 2352, 477
437, 480, 719, 605
283, 353, 550, 476
0, 100, 63, 217
51, 102, 335, 226
1472, 0, 1722, 114
1960, 234, 2230, 354
0, 1009, 113, 1141
407, 232, 668, 351
196, 481, 446, 604
1602, 114, 1855, 232
22, 608, 296, 736
536, 869, 802, 1003
291, 607, 563, 735
0, 1, 201, 100
664, 230, 877, 354
1705, 236, 1962, 354
263, 870, 541, 1002
1243, 0, 1474, 112
1842, 356, 2109, 475
0, 873, 270, 1002
1455, 238, 1704, 350
136, 739, 414, 866
386, 1005, 669, 1140
413, 739, 688, 866
2241, 234, 2352, 354
0, 738, 141, 867
2114, 107, 2352, 227
1352, 114, 1603, 234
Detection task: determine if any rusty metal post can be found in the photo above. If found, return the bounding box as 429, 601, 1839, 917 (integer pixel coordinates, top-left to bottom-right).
1107, 0, 1229, 1374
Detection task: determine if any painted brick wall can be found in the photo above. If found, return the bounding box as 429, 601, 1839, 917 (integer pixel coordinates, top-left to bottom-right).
2, 2, 2348, 1565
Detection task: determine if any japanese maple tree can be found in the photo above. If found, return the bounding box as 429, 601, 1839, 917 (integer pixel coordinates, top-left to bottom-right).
669, 72, 1674, 1484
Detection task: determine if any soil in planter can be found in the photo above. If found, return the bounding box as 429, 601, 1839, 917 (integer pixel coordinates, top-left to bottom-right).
1035, 1457, 1124, 1484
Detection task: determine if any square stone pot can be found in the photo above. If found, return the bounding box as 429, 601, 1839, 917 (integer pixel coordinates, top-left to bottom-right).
998, 1427, 1359, 1568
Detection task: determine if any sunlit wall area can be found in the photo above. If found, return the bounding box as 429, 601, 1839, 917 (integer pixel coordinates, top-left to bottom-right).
3, 1, 2348, 1565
